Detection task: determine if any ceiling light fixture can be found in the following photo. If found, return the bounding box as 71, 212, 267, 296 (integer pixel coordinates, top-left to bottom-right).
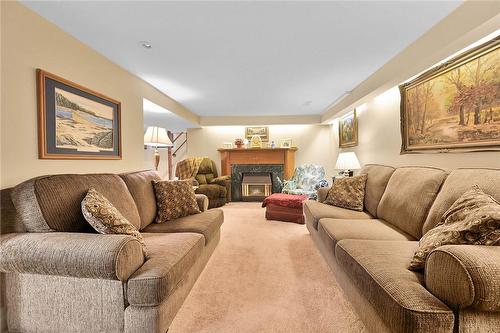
139, 41, 152, 49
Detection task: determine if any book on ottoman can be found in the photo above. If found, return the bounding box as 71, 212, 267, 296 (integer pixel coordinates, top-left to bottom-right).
262, 193, 309, 224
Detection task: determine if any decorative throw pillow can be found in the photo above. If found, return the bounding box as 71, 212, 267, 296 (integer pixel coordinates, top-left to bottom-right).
81, 188, 148, 257
153, 179, 201, 223
324, 174, 367, 211
409, 185, 500, 271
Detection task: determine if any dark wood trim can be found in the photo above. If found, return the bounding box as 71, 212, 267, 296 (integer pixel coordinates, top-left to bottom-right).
37, 69, 122, 160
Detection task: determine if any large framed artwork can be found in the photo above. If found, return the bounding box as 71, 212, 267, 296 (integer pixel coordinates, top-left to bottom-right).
339, 109, 358, 148
400, 37, 500, 153
37, 69, 121, 159
245, 126, 269, 142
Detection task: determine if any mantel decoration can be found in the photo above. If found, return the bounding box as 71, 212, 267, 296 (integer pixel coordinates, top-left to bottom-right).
400, 37, 500, 153
339, 109, 358, 148
279, 138, 292, 148
250, 134, 262, 148
234, 138, 244, 148
37, 69, 121, 159
245, 126, 269, 142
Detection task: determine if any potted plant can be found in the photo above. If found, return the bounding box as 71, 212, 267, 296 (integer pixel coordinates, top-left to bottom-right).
234, 138, 244, 148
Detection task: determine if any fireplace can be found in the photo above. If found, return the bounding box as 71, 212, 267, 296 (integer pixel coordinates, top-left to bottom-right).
241, 173, 272, 201
231, 164, 284, 201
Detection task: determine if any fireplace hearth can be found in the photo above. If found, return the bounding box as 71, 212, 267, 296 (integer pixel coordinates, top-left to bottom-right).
241, 173, 272, 201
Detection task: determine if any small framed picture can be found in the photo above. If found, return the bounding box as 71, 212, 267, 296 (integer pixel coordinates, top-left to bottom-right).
339, 109, 358, 148
279, 138, 292, 148
37, 69, 121, 159
245, 126, 269, 142
222, 142, 233, 149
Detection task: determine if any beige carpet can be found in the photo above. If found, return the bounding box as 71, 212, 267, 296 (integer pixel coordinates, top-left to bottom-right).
169, 202, 366, 333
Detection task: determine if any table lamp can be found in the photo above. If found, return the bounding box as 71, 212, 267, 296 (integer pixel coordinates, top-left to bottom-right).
144, 126, 173, 171
335, 152, 361, 177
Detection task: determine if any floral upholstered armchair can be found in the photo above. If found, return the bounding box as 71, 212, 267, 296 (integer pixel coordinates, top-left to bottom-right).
281, 164, 329, 199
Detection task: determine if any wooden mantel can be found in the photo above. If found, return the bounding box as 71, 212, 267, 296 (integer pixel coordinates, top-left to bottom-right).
218, 147, 297, 180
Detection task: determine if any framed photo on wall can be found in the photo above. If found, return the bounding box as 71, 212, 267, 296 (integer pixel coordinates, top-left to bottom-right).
400, 37, 500, 153
37, 69, 122, 159
339, 109, 358, 148
245, 126, 269, 142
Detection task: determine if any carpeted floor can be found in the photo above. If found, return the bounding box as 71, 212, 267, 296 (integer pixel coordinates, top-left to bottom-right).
169, 202, 366, 333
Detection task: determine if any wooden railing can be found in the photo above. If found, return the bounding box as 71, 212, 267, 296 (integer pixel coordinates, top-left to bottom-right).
167, 131, 187, 180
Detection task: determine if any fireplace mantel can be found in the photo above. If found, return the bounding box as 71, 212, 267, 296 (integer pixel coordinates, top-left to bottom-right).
218, 147, 297, 180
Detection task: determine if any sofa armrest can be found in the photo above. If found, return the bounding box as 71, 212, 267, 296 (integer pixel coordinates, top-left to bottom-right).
317, 187, 331, 203
210, 175, 231, 186
425, 245, 500, 312
0, 232, 144, 281
195, 194, 209, 211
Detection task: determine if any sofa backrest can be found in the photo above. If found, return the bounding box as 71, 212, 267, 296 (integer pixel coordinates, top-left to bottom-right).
422, 168, 500, 235
377, 166, 448, 239
0, 188, 26, 234
120, 170, 161, 230
11, 174, 141, 232
358, 164, 395, 217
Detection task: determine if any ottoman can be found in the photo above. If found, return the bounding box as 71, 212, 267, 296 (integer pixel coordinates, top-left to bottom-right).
262, 193, 309, 224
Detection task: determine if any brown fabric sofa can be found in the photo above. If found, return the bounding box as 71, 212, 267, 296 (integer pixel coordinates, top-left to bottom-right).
0, 170, 222, 333
193, 158, 231, 209
305, 165, 500, 333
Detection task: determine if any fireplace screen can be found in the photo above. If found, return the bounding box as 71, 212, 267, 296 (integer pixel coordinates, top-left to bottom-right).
241, 173, 272, 201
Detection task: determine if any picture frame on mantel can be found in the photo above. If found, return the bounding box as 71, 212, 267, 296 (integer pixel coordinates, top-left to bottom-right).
339, 109, 358, 148
37, 69, 122, 159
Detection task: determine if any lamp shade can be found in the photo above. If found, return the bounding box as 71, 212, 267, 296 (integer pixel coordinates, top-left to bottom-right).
335, 152, 361, 170
144, 126, 173, 147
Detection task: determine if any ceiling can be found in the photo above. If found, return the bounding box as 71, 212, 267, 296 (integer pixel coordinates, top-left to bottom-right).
23, 1, 462, 119
143, 99, 198, 132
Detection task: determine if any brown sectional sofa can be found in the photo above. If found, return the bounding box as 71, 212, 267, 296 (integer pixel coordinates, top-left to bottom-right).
0, 170, 222, 333
304, 165, 500, 333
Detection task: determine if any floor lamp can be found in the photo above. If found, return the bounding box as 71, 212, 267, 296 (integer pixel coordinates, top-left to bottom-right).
144, 126, 173, 171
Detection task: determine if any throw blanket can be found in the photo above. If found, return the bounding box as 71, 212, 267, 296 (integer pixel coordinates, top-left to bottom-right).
262, 193, 309, 209
175, 157, 205, 180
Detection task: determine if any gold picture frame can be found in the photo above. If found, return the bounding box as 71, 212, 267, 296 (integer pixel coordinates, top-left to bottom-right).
400, 37, 500, 153
339, 109, 358, 148
37, 69, 122, 159
245, 126, 269, 142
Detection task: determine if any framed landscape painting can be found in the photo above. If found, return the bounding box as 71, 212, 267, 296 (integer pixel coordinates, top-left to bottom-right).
37, 69, 121, 159
339, 109, 358, 148
245, 126, 269, 142
400, 37, 500, 153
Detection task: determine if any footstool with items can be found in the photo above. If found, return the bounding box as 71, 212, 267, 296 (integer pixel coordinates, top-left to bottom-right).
262, 193, 309, 224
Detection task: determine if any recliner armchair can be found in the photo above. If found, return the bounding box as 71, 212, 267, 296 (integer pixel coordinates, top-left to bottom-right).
192, 158, 231, 208
281, 164, 328, 199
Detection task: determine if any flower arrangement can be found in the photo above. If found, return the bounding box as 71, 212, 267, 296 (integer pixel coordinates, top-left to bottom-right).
234, 138, 244, 148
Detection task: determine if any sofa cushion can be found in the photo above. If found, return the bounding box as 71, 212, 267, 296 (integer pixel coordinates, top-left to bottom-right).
127, 232, 204, 306
358, 164, 395, 217
303, 200, 372, 230
11, 174, 141, 232
153, 179, 201, 223
377, 167, 448, 239
120, 170, 161, 230
335, 239, 454, 333
81, 188, 148, 257
324, 174, 367, 211
423, 168, 500, 235
142, 208, 224, 245
318, 218, 414, 255
196, 184, 227, 199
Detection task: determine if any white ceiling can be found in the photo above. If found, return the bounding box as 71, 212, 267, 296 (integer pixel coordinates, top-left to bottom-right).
23, 1, 462, 118
143, 99, 198, 132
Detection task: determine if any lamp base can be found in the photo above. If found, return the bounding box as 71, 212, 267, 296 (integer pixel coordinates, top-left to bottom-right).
340, 169, 354, 177
153, 148, 160, 171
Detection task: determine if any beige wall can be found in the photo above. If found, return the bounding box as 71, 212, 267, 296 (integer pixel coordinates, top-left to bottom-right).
337, 87, 500, 169
187, 125, 337, 179
0, 2, 198, 188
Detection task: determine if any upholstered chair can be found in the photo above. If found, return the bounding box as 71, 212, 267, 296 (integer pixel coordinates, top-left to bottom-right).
193, 158, 231, 208
281, 164, 328, 199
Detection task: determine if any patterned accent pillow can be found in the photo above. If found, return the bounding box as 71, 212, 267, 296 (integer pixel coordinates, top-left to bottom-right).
81, 188, 148, 257
409, 185, 500, 271
324, 175, 367, 211
153, 179, 201, 223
